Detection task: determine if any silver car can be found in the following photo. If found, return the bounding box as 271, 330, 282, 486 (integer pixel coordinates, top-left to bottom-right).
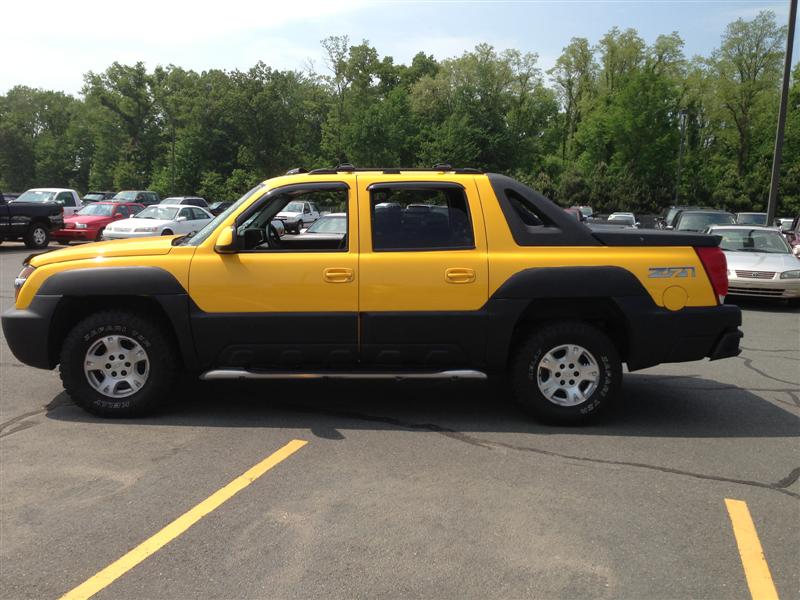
709, 225, 800, 300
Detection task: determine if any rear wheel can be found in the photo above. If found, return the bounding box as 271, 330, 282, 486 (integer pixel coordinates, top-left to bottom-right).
511, 321, 621, 424
59, 310, 177, 417
24, 224, 49, 249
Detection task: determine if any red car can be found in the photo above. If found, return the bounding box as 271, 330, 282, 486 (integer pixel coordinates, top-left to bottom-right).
53, 202, 144, 244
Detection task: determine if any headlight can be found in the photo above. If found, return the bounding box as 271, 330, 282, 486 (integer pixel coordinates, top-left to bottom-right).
779, 270, 800, 279
75, 223, 88, 229
134, 226, 158, 232
14, 265, 36, 301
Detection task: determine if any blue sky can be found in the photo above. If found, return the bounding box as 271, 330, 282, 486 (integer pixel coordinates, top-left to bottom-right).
3, 0, 797, 95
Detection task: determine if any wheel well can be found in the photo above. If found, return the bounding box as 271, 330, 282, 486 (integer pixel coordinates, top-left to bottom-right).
508, 298, 629, 363
48, 296, 182, 367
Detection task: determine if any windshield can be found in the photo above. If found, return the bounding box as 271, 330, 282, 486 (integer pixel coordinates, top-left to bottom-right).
77, 204, 114, 216
736, 213, 768, 226
283, 201, 304, 213
307, 215, 346, 234
15, 190, 56, 203
136, 206, 178, 220
676, 213, 735, 231
717, 229, 791, 253
609, 215, 635, 225
186, 184, 266, 246
113, 191, 138, 201
83, 193, 106, 202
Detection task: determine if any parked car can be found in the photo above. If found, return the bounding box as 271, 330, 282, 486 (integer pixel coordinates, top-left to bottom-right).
608, 212, 638, 228
13, 188, 82, 216
0, 192, 64, 248
283, 213, 346, 249
160, 196, 209, 208
275, 199, 320, 233
673, 210, 736, 232
2, 192, 21, 202
735, 212, 769, 226
110, 190, 160, 206
52, 202, 144, 244
710, 225, 800, 303
571, 205, 593, 218
83, 191, 116, 202
563, 207, 587, 222
208, 201, 233, 216
2, 166, 742, 424
775, 217, 794, 231
783, 215, 800, 248
658, 205, 701, 229
102, 204, 212, 239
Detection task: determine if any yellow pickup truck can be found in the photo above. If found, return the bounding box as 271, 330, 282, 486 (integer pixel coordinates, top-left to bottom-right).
2, 166, 742, 423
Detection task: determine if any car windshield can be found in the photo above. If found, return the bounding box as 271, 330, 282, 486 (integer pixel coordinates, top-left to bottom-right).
136, 206, 178, 220
186, 184, 266, 246
717, 229, 791, 253
83, 193, 106, 201
113, 191, 138, 201
77, 204, 114, 216
736, 213, 768, 226
283, 201, 304, 213
677, 213, 735, 230
14, 190, 56, 203
306, 216, 346, 234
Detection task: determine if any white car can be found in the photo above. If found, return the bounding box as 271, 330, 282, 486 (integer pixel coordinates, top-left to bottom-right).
13, 188, 83, 216
608, 212, 638, 228
709, 225, 800, 301
275, 200, 320, 233
103, 204, 213, 240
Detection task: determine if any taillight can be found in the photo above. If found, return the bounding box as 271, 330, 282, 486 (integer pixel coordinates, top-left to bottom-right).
695, 246, 728, 303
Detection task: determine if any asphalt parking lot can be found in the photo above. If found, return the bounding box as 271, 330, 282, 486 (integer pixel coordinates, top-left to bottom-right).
1, 242, 798, 600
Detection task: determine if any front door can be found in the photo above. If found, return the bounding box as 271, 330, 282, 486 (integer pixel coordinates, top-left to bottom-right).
356, 175, 489, 369
188, 181, 358, 369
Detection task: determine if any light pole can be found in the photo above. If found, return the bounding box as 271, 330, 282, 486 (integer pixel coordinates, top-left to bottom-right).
767, 0, 797, 224
674, 109, 688, 203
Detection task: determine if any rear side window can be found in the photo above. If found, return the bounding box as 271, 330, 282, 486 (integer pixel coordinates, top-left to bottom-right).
116, 206, 130, 217
57, 191, 75, 207
506, 190, 551, 227
370, 185, 474, 251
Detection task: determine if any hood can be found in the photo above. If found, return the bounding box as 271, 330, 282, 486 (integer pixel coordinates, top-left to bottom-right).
277, 211, 301, 218
724, 251, 800, 273
65, 214, 109, 225
30, 236, 176, 267
106, 217, 170, 230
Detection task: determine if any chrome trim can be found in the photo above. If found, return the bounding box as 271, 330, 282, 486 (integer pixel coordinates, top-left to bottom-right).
200, 369, 487, 381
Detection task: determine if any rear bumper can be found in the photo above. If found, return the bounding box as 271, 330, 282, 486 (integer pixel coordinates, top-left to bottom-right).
619, 299, 742, 371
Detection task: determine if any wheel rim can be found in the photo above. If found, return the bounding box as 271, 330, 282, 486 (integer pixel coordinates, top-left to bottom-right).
33, 227, 46, 245
84, 335, 150, 399
536, 344, 600, 407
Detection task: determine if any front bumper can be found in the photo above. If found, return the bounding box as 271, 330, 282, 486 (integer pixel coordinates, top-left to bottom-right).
727, 276, 800, 299
52, 228, 99, 241
1, 296, 61, 369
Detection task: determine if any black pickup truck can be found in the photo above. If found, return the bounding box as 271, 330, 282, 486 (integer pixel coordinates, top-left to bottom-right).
0, 193, 64, 248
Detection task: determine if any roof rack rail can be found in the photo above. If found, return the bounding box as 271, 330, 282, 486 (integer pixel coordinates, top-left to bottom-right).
285, 167, 308, 175
307, 164, 483, 175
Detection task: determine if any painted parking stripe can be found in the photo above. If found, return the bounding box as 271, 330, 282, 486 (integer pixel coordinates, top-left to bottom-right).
725, 498, 780, 600
60, 439, 308, 600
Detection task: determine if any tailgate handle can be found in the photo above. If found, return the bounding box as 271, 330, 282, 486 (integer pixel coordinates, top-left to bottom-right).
323, 267, 354, 283
445, 268, 476, 284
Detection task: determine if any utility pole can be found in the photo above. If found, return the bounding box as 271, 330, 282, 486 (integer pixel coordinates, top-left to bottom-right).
674, 110, 688, 203
767, 0, 797, 225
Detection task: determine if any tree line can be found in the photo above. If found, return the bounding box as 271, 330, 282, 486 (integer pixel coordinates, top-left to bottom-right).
1, 10, 798, 215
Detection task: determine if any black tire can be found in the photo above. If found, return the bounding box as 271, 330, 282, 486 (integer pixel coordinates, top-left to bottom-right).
59, 310, 177, 417
510, 321, 621, 424
24, 223, 50, 249
57, 240, 70, 246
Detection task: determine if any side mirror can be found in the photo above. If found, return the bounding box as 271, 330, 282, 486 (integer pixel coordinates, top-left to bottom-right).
114, 213, 123, 219
214, 226, 238, 254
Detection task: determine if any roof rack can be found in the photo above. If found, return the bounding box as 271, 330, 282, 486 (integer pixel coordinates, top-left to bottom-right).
285, 167, 308, 175
306, 164, 483, 175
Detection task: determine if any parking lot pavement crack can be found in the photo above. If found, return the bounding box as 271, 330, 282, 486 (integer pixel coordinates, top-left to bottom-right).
737, 356, 800, 387
297, 405, 800, 500
740, 345, 799, 354
0, 407, 49, 439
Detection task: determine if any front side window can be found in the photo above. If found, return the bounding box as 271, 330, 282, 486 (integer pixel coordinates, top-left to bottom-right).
370, 186, 474, 251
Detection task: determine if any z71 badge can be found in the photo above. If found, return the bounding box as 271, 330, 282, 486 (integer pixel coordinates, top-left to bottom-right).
648, 266, 696, 278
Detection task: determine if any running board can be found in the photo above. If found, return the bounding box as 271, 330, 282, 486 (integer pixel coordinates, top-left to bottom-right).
200, 369, 487, 381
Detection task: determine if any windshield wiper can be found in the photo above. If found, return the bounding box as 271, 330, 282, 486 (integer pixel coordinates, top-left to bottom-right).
171, 231, 196, 246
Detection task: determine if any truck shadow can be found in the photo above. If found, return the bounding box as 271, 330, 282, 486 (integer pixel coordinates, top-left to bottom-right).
45, 373, 800, 440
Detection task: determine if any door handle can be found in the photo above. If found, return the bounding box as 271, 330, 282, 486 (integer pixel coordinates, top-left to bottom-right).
323, 267, 354, 283
445, 268, 476, 284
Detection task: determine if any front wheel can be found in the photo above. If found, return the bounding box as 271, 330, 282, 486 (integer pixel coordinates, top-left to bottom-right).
511, 321, 621, 424
24, 224, 50, 249
59, 310, 177, 417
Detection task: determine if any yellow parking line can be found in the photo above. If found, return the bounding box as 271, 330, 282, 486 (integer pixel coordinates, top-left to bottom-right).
725, 498, 780, 600
60, 439, 308, 600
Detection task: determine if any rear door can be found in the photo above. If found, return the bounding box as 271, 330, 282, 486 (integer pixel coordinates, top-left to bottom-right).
356, 175, 489, 369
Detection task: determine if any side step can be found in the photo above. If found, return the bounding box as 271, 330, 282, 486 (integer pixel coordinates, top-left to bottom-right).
200, 369, 487, 381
